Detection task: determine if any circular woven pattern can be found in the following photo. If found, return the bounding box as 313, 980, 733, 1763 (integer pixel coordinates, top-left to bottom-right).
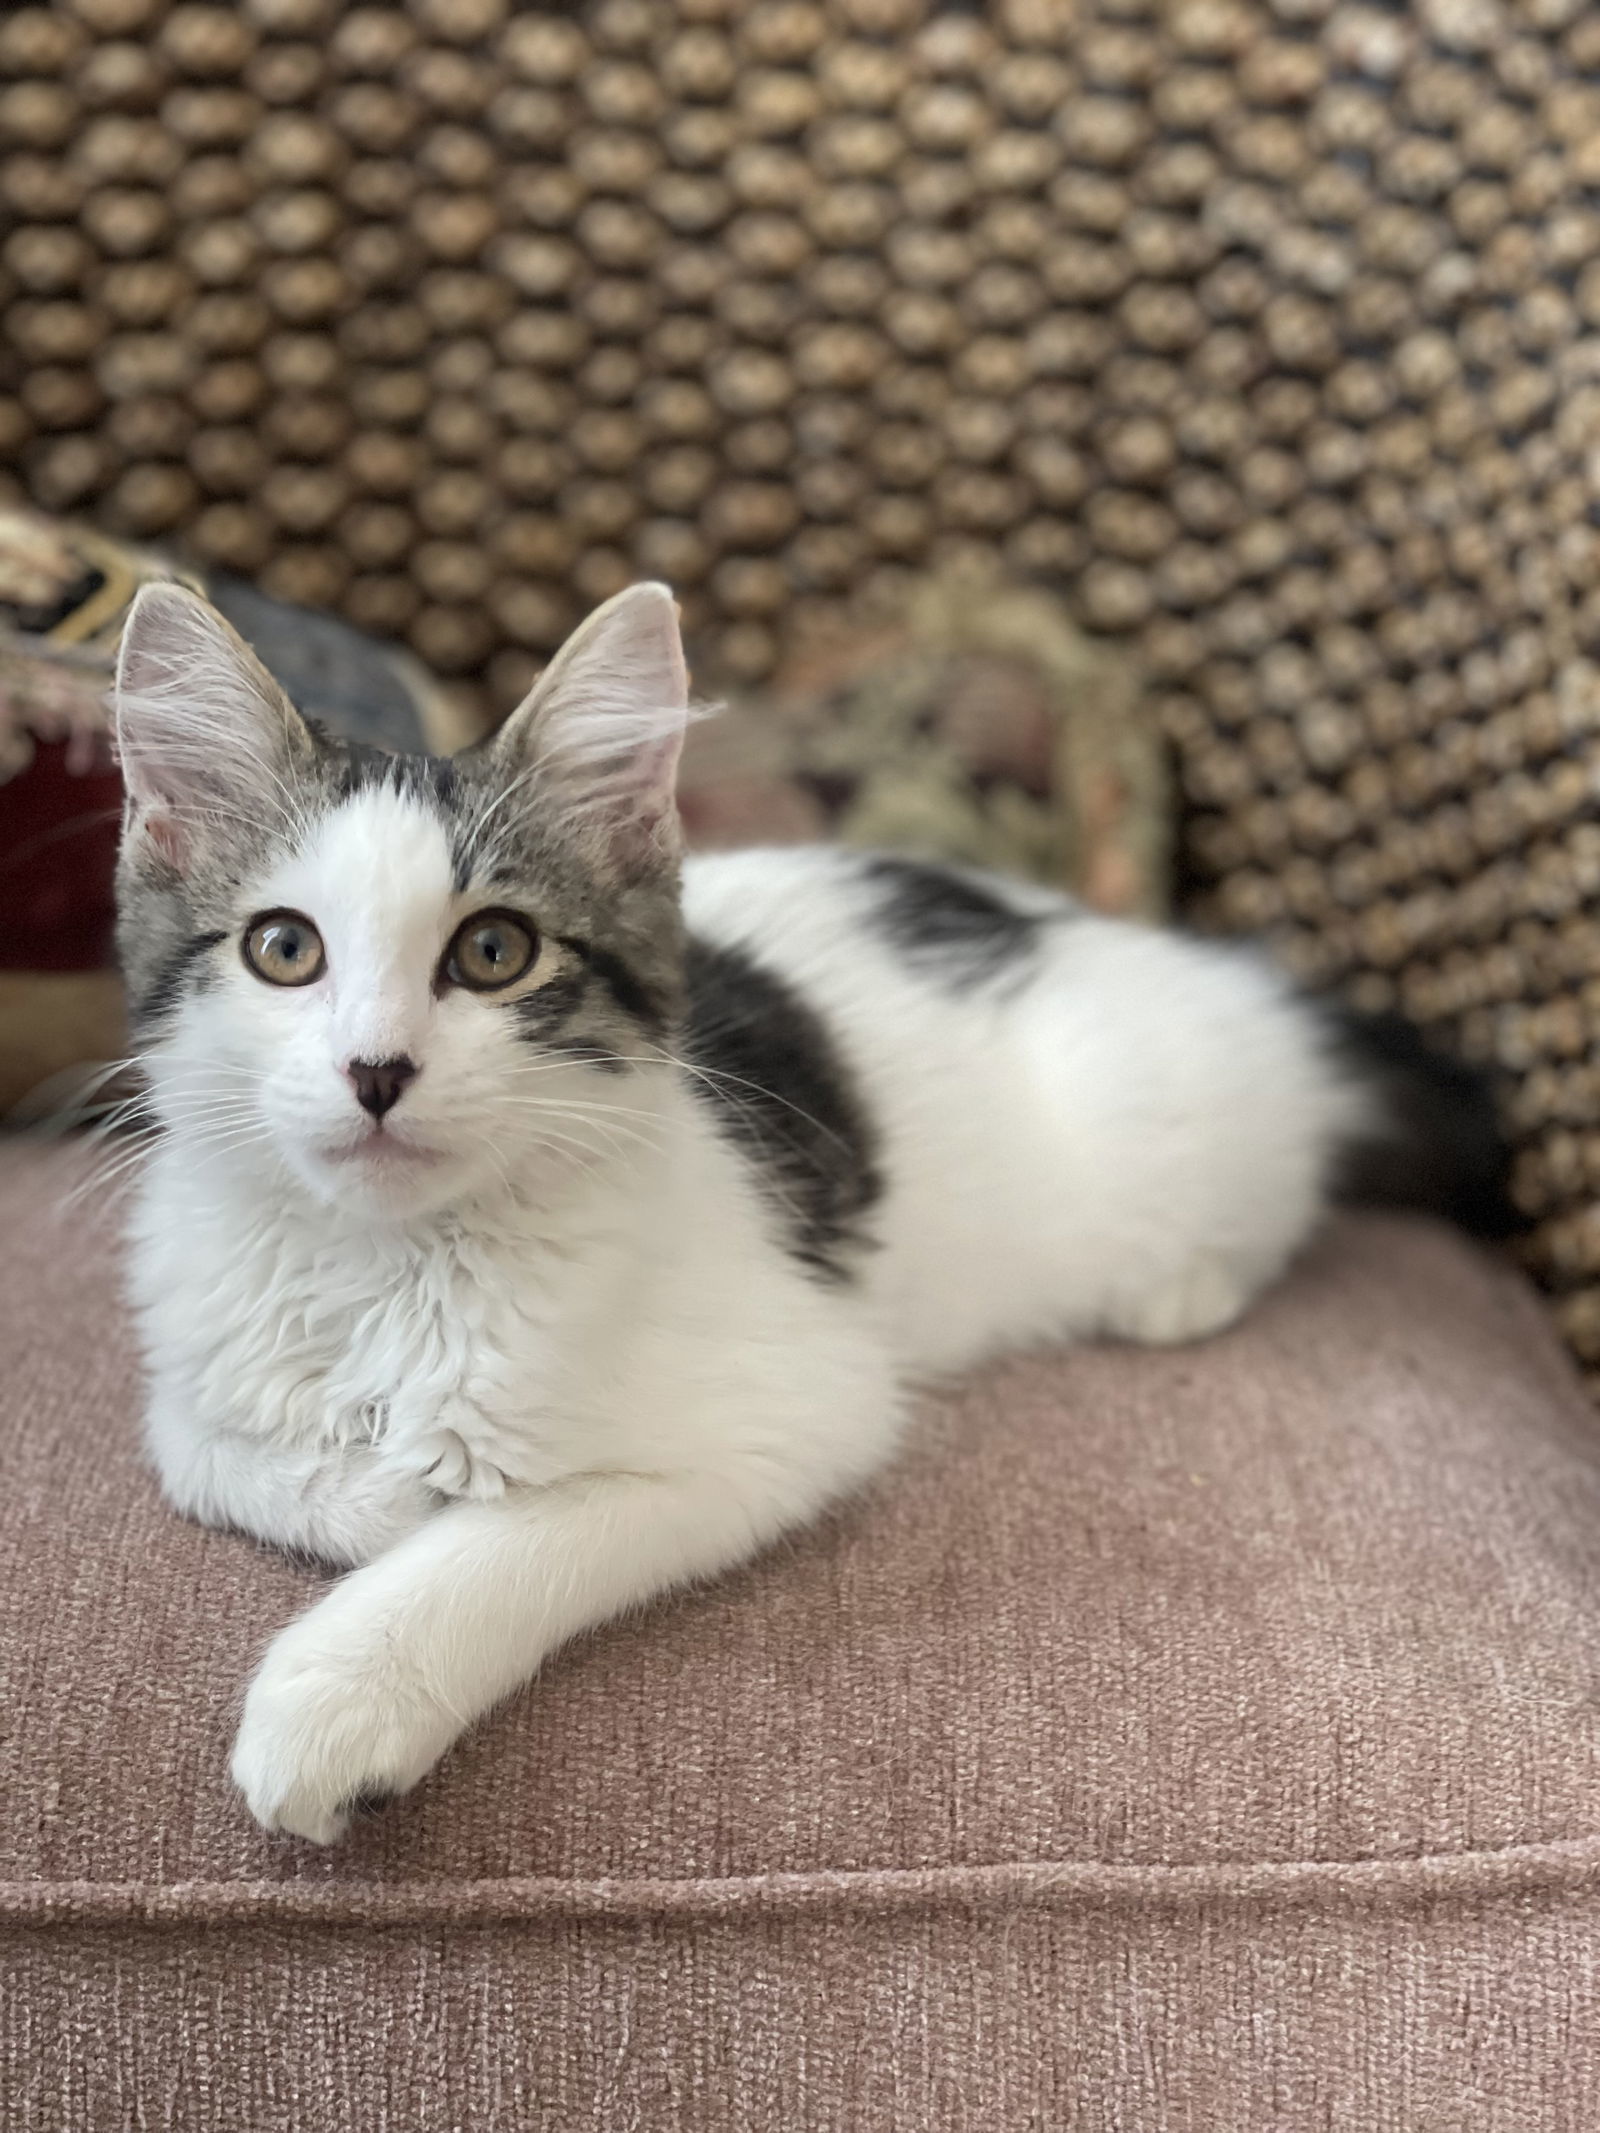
5, 0, 1600, 1374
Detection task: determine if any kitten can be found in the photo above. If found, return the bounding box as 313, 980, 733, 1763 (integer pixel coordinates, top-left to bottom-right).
113, 580, 1515, 1842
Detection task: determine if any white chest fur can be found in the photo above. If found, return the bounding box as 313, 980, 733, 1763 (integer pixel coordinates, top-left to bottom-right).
129, 1137, 629, 1496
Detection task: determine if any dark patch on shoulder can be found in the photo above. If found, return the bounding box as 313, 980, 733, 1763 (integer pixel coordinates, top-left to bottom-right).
862, 856, 1045, 987
132, 928, 229, 1028
543, 1037, 631, 1076
684, 937, 882, 1282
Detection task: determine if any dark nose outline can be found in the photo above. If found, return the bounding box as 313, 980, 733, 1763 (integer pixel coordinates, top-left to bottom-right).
347, 1055, 417, 1120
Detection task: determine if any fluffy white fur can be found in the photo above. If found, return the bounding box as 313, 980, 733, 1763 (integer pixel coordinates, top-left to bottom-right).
116, 583, 1377, 1843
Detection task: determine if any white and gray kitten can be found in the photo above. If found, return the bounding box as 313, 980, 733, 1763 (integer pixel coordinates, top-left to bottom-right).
113, 580, 1513, 1841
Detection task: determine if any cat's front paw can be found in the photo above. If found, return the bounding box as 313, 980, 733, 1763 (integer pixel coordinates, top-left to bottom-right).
383, 1398, 520, 1502
232, 1611, 459, 1842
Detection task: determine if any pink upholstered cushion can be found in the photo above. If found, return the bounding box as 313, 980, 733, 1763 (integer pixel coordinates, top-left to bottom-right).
2, 1140, 1597, 2128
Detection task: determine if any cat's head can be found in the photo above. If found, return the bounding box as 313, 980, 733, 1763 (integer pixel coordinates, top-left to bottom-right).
114, 580, 690, 1219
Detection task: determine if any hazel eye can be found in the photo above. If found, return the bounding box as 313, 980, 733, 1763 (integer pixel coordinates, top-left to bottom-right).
242, 910, 326, 988
444, 910, 537, 992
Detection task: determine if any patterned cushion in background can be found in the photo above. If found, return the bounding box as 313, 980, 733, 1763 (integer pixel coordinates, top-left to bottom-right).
0, 503, 464, 1111
3, 0, 1600, 1380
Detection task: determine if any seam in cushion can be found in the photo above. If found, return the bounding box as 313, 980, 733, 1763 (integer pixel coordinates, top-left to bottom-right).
9, 1834, 1600, 1930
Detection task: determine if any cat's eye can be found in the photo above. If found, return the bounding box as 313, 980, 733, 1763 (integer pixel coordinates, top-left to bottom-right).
242, 910, 326, 988
443, 910, 538, 992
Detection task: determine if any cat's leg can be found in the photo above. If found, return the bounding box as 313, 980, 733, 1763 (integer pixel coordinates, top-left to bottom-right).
1102, 1251, 1260, 1348
147, 1390, 438, 1569
231, 1465, 834, 1840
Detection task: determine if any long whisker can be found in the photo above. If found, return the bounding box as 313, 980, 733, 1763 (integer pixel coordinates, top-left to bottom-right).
94, 1091, 262, 1135
474, 1120, 607, 1190
494, 1099, 661, 1137
67, 1111, 277, 1197
458, 755, 548, 876
66, 1096, 279, 1180
143, 1061, 267, 1079
494, 1094, 672, 1132
638, 1040, 853, 1157
505, 1034, 843, 1153
61, 1140, 163, 1207
490, 1105, 668, 1165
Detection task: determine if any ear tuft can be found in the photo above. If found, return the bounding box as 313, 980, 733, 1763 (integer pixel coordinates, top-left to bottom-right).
115, 582, 311, 873
491, 582, 691, 880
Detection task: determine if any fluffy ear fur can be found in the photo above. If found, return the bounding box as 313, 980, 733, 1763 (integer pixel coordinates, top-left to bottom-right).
115, 581, 314, 873
493, 581, 690, 880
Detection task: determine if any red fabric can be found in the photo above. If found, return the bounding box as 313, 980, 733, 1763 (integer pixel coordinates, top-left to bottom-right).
0, 742, 123, 971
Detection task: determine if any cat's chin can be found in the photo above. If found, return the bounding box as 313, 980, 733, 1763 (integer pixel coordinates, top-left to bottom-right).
296, 1133, 473, 1221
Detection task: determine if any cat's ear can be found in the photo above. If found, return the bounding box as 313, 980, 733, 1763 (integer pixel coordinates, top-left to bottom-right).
114, 582, 314, 873
493, 581, 689, 880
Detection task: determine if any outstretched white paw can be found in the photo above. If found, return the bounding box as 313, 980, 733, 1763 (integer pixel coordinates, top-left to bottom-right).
1112, 1255, 1255, 1348
232, 1609, 459, 1843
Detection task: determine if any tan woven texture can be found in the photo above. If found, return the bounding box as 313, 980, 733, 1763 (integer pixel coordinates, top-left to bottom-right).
5, 1144, 1600, 2125
5, 0, 1600, 1364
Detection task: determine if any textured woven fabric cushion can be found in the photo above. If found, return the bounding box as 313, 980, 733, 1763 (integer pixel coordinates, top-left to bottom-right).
3, 1140, 1600, 2129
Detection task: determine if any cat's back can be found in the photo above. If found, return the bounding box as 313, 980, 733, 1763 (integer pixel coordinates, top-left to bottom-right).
680, 844, 1074, 1027
679, 845, 1355, 1370
679, 846, 1128, 1363
679, 844, 1086, 1218
679, 844, 1326, 1106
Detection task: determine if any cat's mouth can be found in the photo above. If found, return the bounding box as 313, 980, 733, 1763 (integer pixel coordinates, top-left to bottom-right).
320, 1130, 443, 1172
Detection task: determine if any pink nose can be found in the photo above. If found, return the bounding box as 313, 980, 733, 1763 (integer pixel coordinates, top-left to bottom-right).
346, 1056, 417, 1120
